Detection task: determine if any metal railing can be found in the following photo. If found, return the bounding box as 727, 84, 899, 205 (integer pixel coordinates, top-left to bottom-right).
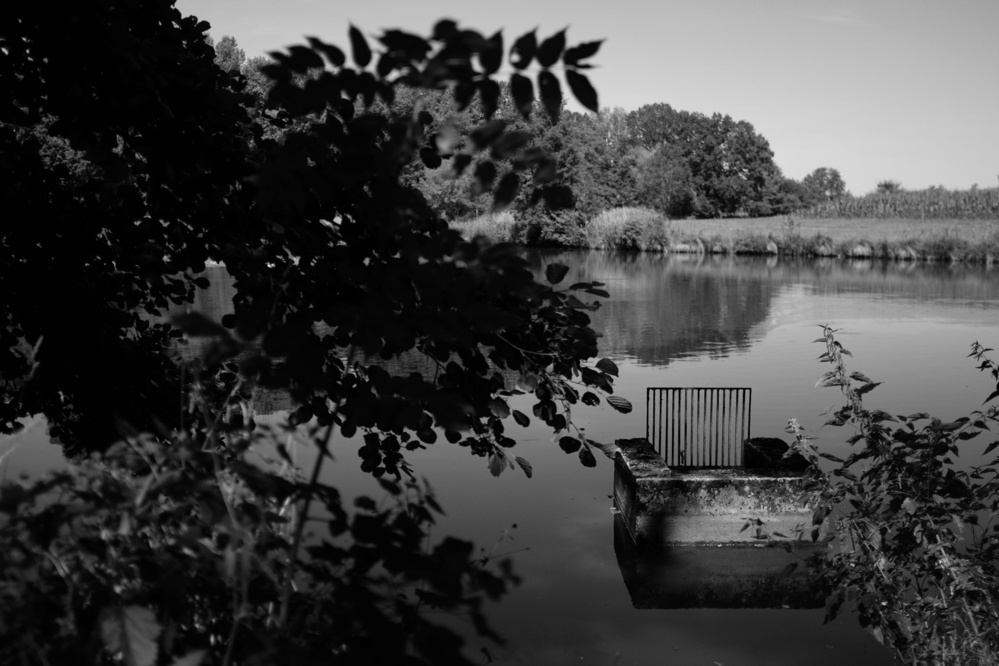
646, 387, 751, 467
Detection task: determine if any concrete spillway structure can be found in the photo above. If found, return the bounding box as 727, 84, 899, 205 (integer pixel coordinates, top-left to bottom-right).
612, 437, 826, 609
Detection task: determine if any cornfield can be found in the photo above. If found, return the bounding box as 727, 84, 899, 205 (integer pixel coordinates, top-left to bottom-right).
799, 187, 999, 220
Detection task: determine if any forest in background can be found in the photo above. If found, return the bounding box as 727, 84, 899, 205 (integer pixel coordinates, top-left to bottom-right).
214, 33, 999, 233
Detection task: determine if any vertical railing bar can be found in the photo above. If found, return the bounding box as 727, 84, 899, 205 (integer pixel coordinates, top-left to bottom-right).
718, 389, 726, 466
708, 388, 715, 467
650, 388, 656, 455
645, 387, 662, 455
695, 389, 702, 467
664, 389, 670, 465
742, 391, 749, 464
731, 389, 738, 466
656, 388, 662, 459
728, 389, 735, 466
679, 391, 690, 466
738, 389, 745, 465
704, 389, 710, 466
713, 389, 721, 466
685, 389, 691, 467
690, 388, 695, 467
673, 388, 679, 466
677, 389, 683, 466
674, 388, 680, 466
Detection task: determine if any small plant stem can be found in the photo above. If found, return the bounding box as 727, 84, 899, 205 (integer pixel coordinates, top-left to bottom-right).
279, 411, 337, 629
221, 587, 241, 666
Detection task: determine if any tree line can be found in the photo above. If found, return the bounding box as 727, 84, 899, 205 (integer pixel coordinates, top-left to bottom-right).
210, 35, 850, 223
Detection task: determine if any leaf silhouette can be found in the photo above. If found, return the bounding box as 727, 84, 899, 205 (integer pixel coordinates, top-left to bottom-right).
348, 24, 371, 67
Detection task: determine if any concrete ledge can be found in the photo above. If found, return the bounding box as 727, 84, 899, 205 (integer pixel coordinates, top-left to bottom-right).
613, 515, 823, 609
613, 438, 824, 546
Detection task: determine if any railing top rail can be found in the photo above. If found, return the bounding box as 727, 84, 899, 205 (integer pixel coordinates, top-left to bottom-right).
647, 387, 753, 391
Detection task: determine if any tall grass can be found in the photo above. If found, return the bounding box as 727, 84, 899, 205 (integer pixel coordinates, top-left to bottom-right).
450, 211, 519, 244
584, 207, 675, 251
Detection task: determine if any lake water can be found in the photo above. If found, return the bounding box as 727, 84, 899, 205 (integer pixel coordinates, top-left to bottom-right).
4, 250, 999, 664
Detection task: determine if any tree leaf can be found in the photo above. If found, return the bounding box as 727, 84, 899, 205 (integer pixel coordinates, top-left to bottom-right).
559, 436, 581, 454
588, 439, 621, 460
480, 31, 503, 74
515, 456, 533, 479
578, 446, 596, 467
306, 37, 345, 67
565, 70, 598, 112
596, 358, 618, 376
348, 24, 371, 67
488, 397, 510, 419
479, 78, 500, 120
563, 40, 603, 66
492, 172, 520, 211
536, 29, 566, 68
512, 410, 530, 427
777, 562, 798, 579
168, 651, 207, 666
545, 263, 569, 285
286, 45, 324, 71
433, 19, 458, 40
581, 391, 600, 406
606, 396, 632, 414
469, 120, 507, 151
510, 29, 537, 69
419, 146, 442, 169
537, 71, 561, 121
100, 606, 161, 666
489, 131, 532, 159
510, 73, 534, 119
488, 452, 505, 477
472, 160, 497, 195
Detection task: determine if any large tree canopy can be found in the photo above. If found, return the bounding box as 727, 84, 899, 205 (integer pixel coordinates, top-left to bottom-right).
625, 102, 786, 217
1, 1, 625, 473
1, 4, 628, 664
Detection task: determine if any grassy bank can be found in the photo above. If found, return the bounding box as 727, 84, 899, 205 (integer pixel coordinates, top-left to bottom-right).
453, 207, 999, 263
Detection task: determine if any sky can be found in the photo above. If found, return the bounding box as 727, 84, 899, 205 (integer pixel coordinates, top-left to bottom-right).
177, 0, 999, 195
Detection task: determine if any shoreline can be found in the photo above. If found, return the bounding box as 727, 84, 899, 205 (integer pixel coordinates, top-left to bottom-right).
454, 210, 999, 264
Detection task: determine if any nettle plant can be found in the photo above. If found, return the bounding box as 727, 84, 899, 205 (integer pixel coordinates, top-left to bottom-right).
788, 325, 999, 664
0, 356, 515, 666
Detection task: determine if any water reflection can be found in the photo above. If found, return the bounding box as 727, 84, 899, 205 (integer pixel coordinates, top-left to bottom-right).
525, 249, 999, 368
613, 516, 822, 609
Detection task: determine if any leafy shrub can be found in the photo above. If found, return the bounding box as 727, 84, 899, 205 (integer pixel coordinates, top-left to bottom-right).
514, 209, 589, 247
789, 326, 999, 664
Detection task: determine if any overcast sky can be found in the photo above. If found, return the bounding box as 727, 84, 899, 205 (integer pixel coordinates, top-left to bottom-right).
178, 0, 999, 195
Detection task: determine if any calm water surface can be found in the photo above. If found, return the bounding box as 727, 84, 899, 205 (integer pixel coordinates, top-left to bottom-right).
5, 250, 999, 665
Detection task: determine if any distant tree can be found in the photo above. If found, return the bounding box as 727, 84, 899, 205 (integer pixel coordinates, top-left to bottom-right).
556, 108, 638, 215
876, 179, 904, 194
625, 103, 784, 218
213, 34, 246, 73
802, 167, 847, 204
